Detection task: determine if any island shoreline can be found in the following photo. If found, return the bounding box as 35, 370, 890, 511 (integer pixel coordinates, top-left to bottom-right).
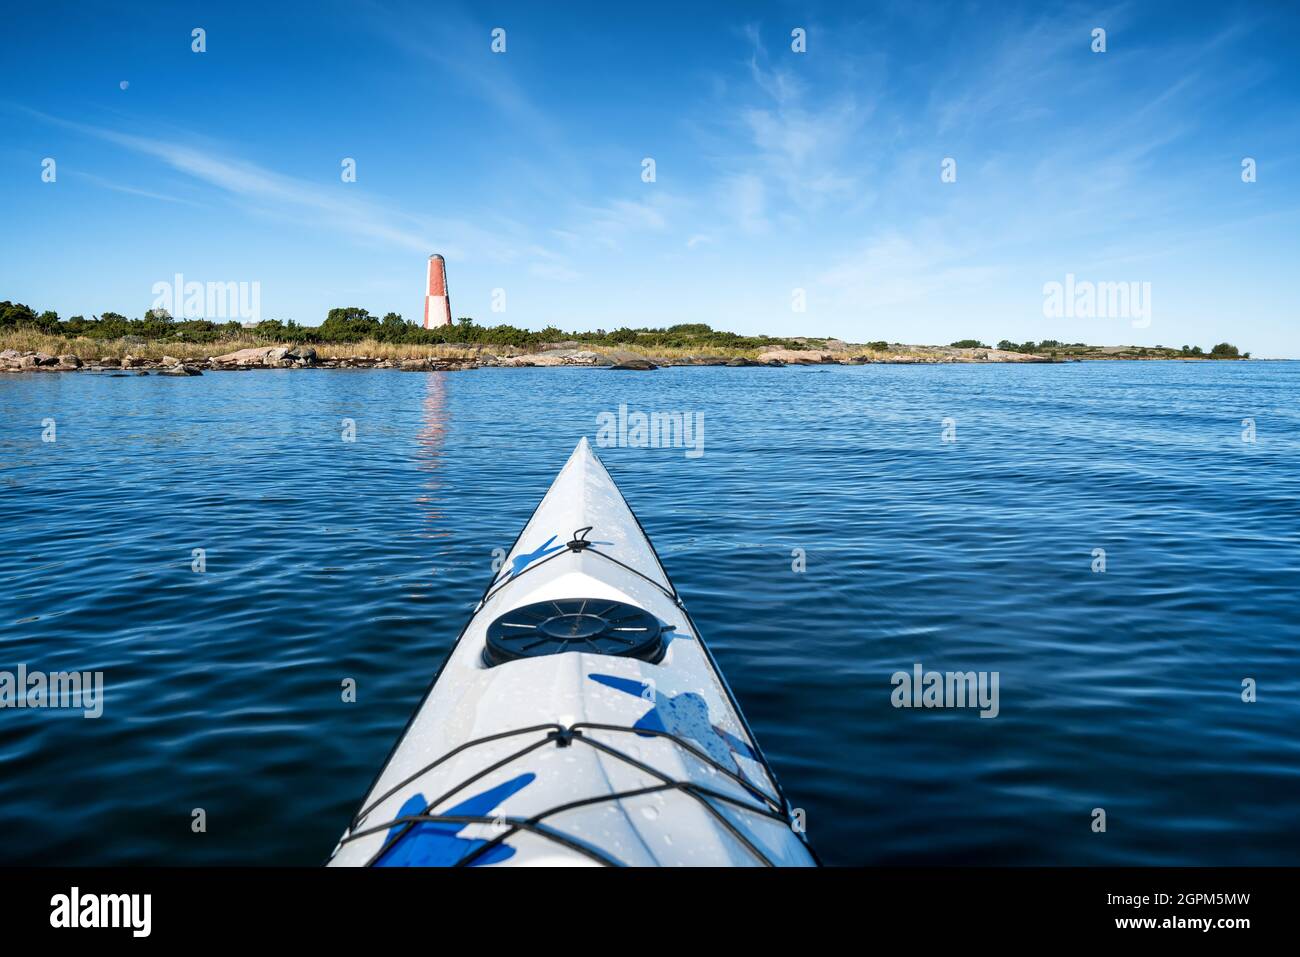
0, 337, 1258, 376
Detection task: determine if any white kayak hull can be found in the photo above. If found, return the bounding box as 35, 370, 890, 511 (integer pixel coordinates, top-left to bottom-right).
328, 438, 816, 867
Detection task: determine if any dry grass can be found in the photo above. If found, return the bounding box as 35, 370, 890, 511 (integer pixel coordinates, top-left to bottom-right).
0, 332, 482, 362
0, 332, 785, 363
307, 340, 481, 360
1, 330, 215, 361
2, 331, 912, 365
608, 344, 906, 361
615, 343, 762, 360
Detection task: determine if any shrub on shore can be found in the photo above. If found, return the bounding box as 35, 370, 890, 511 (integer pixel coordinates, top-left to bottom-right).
0, 300, 1252, 361
1209, 342, 1241, 357
0, 302, 804, 354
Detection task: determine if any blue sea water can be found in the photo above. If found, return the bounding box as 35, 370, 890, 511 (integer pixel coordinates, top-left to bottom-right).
1, 361, 1297, 866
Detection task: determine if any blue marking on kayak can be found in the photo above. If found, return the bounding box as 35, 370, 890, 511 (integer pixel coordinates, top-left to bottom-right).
502, 536, 566, 579
500, 533, 613, 580
587, 673, 757, 776
374, 773, 535, 867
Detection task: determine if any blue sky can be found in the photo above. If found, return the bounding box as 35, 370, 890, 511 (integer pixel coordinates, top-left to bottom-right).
2, 1, 1298, 354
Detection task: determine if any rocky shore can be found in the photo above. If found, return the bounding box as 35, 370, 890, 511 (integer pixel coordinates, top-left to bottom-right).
0, 341, 1068, 376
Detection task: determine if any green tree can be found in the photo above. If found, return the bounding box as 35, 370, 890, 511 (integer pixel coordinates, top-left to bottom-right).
254, 319, 286, 339
0, 301, 38, 329
319, 307, 378, 342
139, 308, 175, 340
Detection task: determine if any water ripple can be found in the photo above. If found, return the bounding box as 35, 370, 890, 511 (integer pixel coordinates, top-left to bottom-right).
1, 362, 1297, 863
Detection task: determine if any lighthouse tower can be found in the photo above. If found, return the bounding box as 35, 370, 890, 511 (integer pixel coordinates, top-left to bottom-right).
423, 254, 452, 328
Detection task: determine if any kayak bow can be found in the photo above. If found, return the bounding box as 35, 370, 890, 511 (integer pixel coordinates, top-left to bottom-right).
328, 438, 816, 867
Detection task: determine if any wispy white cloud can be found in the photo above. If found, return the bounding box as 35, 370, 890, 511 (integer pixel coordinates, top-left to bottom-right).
525, 243, 581, 281
20, 106, 523, 262
731, 26, 867, 214
562, 193, 678, 251
359, 2, 582, 203
529, 260, 581, 282
70, 170, 206, 207
815, 231, 1009, 313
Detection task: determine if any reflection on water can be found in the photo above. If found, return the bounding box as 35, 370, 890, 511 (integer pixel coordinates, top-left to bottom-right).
414, 371, 449, 532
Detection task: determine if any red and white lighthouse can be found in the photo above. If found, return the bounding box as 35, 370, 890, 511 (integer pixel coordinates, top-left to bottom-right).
423, 254, 452, 328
